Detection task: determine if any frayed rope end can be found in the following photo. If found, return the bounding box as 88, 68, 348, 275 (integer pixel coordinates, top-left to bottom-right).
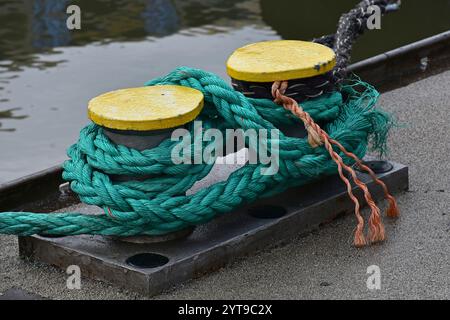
354, 228, 367, 247
386, 195, 400, 218
368, 207, 386, 244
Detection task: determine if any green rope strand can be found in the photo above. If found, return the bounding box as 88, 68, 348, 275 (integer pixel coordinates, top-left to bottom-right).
0, 67, 392, 236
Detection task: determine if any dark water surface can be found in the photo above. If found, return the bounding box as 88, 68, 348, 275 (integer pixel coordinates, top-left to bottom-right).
0, 0, 449, 182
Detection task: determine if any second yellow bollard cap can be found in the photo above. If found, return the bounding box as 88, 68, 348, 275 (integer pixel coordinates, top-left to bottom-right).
226, 40, 336, 82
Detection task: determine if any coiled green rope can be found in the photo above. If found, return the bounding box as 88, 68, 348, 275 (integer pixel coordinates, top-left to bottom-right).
0, 67, 392, 236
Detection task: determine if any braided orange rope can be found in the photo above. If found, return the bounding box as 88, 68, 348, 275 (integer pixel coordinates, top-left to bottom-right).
272, 81, 399, 246
330, 138, 400, 219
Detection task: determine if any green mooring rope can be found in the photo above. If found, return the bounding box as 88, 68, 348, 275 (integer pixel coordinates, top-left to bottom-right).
0, 67, 392, 236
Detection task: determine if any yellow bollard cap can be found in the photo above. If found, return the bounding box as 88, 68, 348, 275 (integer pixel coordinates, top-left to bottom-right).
226, 40, 336, 82
88, 85, 204, 131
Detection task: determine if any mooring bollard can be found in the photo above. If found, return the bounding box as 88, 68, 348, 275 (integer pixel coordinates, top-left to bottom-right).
88, 85, 204, 243
227, 40, 336, 138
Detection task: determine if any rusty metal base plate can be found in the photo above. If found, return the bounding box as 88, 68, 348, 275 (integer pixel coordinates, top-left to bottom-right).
18, 161, 408, 296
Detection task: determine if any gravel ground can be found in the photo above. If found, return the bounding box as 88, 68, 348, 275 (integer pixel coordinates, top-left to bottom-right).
0, 70, 449, 300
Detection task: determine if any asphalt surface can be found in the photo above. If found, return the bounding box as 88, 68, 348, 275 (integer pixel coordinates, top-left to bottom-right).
0, 70, 449, 300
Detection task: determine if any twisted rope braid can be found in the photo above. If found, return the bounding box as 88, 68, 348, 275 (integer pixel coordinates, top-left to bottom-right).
271, 80, 398, 245
0, 67, 395, 246
314, 0, 401, 82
